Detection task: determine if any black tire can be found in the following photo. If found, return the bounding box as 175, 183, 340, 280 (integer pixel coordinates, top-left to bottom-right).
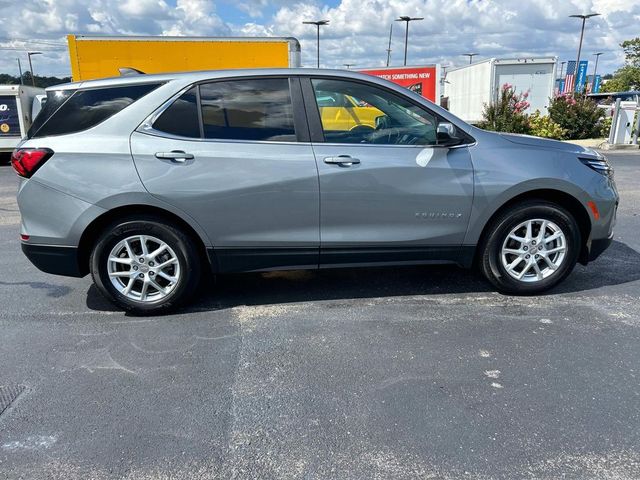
90, 216, 201, 314
479, 201, 581, 295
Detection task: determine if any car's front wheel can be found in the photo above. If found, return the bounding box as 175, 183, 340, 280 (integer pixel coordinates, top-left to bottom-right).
90, 216, 201, 314
479, 201, 581, 294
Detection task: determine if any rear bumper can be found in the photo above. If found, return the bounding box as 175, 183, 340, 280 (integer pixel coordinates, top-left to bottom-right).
21, 243, 84, 277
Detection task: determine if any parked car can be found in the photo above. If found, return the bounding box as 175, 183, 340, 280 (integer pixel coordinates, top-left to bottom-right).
12, 69, 618, 313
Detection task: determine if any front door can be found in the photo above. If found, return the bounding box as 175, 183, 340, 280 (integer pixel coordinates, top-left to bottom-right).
131, 77, 320, 271
304, 77, 474, 266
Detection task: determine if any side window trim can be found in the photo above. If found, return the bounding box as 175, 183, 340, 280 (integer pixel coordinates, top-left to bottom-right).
195, 85, 205, 139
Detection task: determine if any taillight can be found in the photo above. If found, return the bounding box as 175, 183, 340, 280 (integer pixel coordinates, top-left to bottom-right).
11, 148, 54, 178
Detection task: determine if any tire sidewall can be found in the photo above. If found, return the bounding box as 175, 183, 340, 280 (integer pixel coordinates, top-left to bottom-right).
483, 203, 580, 294
91, 218, 200, 313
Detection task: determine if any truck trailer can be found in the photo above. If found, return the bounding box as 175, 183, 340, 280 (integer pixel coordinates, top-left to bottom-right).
0, 84, 45, 153
444, 57, 557, 124
67, 35, 302, 81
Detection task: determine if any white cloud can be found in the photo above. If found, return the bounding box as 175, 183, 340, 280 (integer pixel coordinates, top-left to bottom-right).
0, 0, 637, 78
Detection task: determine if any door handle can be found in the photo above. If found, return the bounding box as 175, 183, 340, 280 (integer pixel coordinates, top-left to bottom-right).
323, 155, 360, 166
155, 150, 194, 162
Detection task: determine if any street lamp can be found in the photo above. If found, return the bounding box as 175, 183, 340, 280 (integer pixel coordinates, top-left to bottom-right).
463, 53, 478, 64
591, 52, 604, 92
27, 51, 42, 87
569, 13, 600, 92
302, 20, 329, 68
343, 63, 355, 69
395, 16, 423, 66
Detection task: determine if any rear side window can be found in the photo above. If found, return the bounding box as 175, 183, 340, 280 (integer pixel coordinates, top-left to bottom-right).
153, 87, 200, 138
200, 79, 296, 141
29, 84, 160, 138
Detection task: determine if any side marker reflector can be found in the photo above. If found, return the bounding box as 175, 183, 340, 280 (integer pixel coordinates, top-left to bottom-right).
587, 201, 600, 220
20, 234, 30, 241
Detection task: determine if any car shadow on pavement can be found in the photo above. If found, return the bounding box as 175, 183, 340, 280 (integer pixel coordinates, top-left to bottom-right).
85, 240, 640, 314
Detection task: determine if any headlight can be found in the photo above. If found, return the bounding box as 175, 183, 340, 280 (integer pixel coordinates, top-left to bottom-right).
579, 156, 613, 178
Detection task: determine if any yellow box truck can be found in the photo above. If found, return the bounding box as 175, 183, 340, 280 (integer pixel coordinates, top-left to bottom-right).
67, 35, 302, 81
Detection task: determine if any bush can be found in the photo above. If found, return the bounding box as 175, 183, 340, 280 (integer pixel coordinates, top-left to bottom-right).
528, 110, 567, 140
598, 116, 612, 138
547, 94, 603, 140
478, 84, 531, 134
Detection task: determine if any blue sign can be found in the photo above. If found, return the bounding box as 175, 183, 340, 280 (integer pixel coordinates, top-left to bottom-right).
592, 74, 602, 93
574, 60, 588, 93
558, 79, 565, 93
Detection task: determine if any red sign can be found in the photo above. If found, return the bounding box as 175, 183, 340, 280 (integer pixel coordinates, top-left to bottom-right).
358, 66, 440, 103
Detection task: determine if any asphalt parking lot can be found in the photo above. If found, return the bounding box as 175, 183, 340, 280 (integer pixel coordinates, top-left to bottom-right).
1, 152, 639, 479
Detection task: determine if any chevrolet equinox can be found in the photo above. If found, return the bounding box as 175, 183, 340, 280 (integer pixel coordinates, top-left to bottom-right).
12, 69, 618, 313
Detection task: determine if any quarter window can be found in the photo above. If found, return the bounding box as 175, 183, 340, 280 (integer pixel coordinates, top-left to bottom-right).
311, 78, 438, 146
199, 79, 296, 142
153, 87, 200, 138
29, 84, 160, 138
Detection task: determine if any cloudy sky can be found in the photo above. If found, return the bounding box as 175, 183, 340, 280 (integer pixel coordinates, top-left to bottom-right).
0, 0, 637, 78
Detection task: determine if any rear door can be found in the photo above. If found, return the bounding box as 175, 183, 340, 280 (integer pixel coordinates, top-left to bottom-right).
302, 76, 475, 266
131, 76, 320, 272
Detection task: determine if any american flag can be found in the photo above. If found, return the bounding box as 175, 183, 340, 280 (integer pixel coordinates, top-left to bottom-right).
562, 61, 576, 94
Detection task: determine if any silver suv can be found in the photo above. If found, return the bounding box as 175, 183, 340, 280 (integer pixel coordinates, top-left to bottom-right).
13, 69, 618, 313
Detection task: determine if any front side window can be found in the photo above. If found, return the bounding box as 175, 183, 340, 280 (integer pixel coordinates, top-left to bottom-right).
311, 78, 439, 146
29, 84, 160, 138
200, 78, 296, 142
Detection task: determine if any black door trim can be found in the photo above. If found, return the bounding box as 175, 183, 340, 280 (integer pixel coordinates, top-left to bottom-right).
208, 245, 475, 273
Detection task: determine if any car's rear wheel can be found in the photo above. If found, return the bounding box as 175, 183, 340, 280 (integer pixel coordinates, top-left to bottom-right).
90, 217, 201, 314
479, 201, 581, 294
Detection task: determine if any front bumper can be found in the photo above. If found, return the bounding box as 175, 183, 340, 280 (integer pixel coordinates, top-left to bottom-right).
21, 243, 84, 277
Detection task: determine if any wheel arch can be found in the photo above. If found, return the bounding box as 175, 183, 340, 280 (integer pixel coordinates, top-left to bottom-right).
473, 189, 592, 266
77, 204, 210, 276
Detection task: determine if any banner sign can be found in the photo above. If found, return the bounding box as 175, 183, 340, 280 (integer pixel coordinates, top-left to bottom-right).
592, 74, 602, 94
574, 60, 589, 93
358, 66, 439, 103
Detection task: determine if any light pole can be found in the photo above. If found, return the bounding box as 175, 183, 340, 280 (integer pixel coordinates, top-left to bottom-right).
27, 51, 42, 86
591, 52, 603, 92
463, 53, 478, 64
343, 63, 354, 69
395, 16, 423, 66
302, 20, 329, 68
569, 13, 600, 92
385, 24, 393, 67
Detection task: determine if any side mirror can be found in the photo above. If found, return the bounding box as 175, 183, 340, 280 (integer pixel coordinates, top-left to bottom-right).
435, 122, 463, 147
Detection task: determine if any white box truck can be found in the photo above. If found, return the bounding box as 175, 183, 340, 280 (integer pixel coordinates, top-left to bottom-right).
444, 57, 557, 124
0, 84, 45, 153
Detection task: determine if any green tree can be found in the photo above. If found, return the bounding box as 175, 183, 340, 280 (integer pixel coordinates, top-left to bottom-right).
603, 37, 640, 92
621, 37, 640, 67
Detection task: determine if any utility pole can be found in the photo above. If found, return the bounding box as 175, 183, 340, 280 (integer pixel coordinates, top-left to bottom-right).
17, 58, 23, 85
386, 24, 393, 67
569, 13, 600, 93
395, 16, 423, 66
303, 20, 329, 68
